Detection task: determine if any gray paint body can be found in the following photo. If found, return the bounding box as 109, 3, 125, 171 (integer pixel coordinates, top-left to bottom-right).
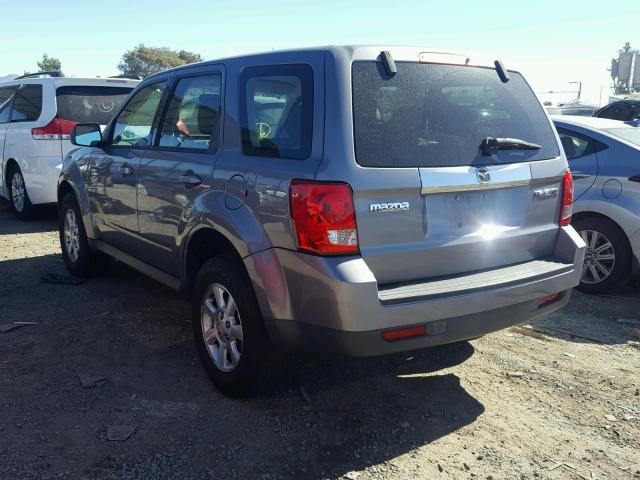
59, 46, 585, 355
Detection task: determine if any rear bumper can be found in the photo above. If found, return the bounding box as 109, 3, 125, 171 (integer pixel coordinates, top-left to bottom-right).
244, 226, 585, 356
264, 292, 570, 357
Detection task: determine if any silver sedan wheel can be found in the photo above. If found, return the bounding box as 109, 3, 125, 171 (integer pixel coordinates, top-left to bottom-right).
200, 284, 243, 372
580, 229, 615, 284
63, 209, 81, 263
11, 171, 26, 212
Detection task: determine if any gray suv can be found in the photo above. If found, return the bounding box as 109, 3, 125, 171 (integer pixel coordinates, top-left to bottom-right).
58, 46, 585, 397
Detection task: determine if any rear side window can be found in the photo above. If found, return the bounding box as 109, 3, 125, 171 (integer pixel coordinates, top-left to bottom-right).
556, 127, 595, 159
0, 86, 16, 123
352, 62, 560, 167
11, 84, 42, 122
56, 86, 132, 124
240, 64, 313, 160
159, 74, 222, 151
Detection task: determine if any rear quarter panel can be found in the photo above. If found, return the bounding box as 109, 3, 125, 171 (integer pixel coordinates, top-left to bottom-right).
185, 51, 327, 262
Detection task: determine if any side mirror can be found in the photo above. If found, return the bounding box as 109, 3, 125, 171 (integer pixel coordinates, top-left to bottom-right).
72, 123, 102, 147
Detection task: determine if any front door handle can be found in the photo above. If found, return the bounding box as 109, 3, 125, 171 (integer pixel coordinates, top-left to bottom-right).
119, 164, 134, 176
180, 173, 202, 186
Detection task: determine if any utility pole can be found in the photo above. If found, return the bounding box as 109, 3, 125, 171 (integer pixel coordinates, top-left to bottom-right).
569, 81, 582, 102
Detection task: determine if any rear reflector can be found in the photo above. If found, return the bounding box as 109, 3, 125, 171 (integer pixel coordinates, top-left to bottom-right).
289, 180, 359, 255
538, 292, 563, 307
559, 169, 573, 226
381, 325, 427, 342
32, 118, 77, 140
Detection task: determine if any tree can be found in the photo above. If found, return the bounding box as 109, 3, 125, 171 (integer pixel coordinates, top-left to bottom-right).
117, 44, 202, 78
37, 53, 61, 72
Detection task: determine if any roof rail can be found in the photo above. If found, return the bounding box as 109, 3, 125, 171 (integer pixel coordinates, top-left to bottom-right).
15, 71, 64, 80
108, 74, 142, 80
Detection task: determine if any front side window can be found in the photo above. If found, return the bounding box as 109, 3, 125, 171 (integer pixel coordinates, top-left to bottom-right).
158, 74, 222, 151
352, 62, 560, 167
110, 83, 166, 148
0, 86, 16, 123
240, 64, 313, 160
11, 84, 42, 122
556, 128, 594, 160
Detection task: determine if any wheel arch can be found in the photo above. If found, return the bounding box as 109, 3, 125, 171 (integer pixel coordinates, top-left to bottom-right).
4, 158, 19, 188
182, 226, 251, 296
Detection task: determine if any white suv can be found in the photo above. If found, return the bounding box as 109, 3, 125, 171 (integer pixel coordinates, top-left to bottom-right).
0, 72, 138, 218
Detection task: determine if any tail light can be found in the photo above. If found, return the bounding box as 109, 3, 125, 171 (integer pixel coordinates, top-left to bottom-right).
559, 169, 573, 226
289, 180, 359, 255
32, 118, 77, 140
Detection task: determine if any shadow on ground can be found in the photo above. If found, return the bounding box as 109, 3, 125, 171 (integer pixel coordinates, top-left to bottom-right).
530, 284, 640, 345
0, 248, 483, 479
0, 198, 58, 235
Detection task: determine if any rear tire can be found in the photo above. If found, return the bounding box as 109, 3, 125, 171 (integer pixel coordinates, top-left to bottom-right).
59, 192, 109, 277
573, 217, 631, 294
8, 164, 34, 220
191, 255, 289, 398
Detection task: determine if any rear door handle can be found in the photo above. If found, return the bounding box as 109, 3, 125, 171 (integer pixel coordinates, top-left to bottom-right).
180, 173, 202, 186
119, 164, 134, 176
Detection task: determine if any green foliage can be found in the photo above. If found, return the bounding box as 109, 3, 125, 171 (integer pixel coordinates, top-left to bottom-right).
117, 44, 203, 78
37, 53, 61, 72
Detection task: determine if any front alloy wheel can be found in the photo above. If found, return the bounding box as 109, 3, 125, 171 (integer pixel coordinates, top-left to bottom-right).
580, 229, 615, 285
63, 208, 81, 263
201, 284, 244, 372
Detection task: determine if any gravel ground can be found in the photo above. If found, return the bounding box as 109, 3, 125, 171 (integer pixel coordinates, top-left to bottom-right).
1, 198, 639, 480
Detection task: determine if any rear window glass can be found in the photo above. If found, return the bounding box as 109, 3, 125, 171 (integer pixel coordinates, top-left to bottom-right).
352, 62, 560, 167
240, 64, 313, 160
604, 128, 640, 147
56, 86, 132, 124
11, 85, 42, 122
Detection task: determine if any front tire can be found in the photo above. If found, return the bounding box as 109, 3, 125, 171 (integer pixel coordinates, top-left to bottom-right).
573, 217, 631, 294
192, 255, 289, 398
59, 192, 109, 277
8, 165, 34, 220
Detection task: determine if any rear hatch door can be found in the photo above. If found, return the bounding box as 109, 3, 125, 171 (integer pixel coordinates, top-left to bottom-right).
349, 60, 565, 285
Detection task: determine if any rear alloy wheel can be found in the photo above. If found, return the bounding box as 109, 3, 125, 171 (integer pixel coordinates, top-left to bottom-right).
573, 217, 631, 294
192, 256, 288, 397
200, 283, 244, 372
8, 166, 34, 219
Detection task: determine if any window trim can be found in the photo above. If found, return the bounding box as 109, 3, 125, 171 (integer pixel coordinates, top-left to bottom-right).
239, 63, 314, 160
152, 69, 225, 155
0, 85, 18, 124
105, 80, 169, 150
10, 84, 43, 124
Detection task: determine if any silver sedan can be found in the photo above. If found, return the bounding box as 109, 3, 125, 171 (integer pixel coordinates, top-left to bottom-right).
553, 116, 640, 293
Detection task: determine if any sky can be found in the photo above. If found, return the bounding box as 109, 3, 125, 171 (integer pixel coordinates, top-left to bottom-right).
1, 0, 638, 106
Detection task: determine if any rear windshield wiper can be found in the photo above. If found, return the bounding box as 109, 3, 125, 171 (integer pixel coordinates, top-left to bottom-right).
480, 137, 542, 156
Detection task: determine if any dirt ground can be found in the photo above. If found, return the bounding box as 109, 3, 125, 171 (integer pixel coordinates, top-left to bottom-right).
0, 198, 639, 480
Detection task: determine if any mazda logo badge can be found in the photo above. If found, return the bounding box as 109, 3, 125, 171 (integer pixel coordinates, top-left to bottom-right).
476, 168, 490, 184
